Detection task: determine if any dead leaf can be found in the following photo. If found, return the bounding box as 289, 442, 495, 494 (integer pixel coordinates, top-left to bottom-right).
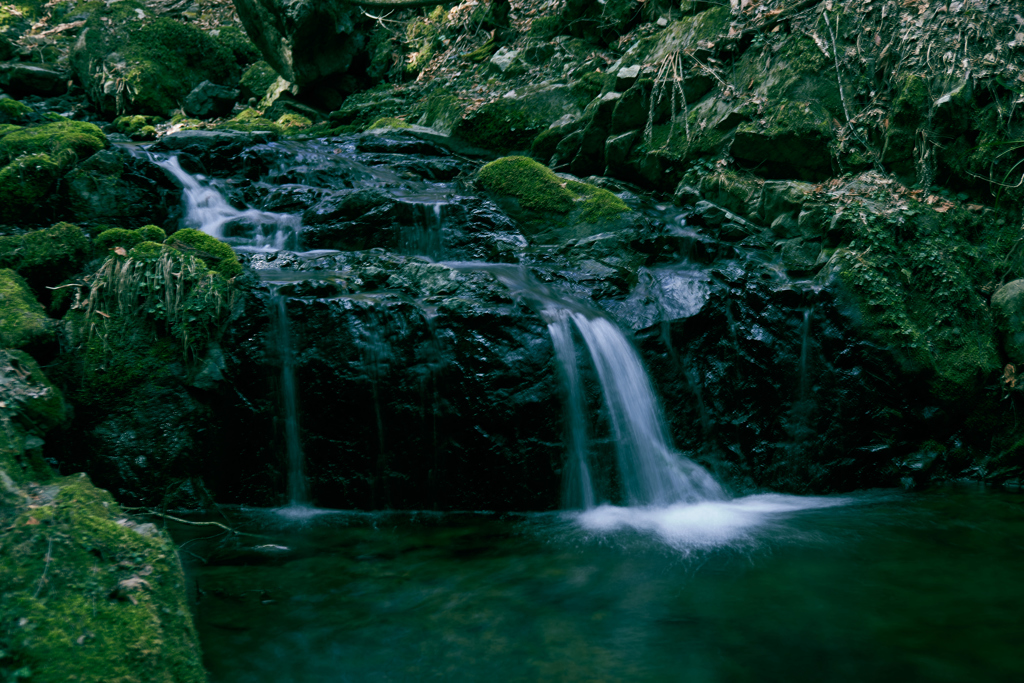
114, 246, 127, 256
25, 517, 40, 526
95, 310, 110, 319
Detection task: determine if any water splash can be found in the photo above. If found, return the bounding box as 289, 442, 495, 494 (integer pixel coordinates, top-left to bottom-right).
547, 311, 595, 510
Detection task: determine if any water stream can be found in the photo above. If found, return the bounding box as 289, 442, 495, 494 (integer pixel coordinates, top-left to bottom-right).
147, 135, 1024, 682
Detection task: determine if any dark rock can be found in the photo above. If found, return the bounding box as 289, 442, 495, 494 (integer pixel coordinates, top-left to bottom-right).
62, 148, 181, 228
213, 253, 563, 509
992, 279, 1024, 364
183, 81, 240, 119
231, 0, 369, 87
0, 64, 67, 98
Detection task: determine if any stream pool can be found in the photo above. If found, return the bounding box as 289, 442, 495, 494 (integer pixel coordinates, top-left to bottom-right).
171, 485, 1024, 682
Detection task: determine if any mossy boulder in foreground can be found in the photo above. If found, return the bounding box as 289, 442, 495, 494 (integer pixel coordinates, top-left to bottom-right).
477, 156, 632, 244
0, 469, 206, 683
165, 228, 242, 278
0, 118, 107, 165
0, 269, 51, 350
2, 223, 92, 290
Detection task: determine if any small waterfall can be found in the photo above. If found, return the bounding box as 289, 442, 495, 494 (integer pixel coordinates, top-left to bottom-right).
568, 312, 725, 507
156, 156, 303, 251
798, 307, 813, 404
454, 263, 725, 508
399, 202, 445, 260
547, 311, 595, 510
268, 285, 309, 506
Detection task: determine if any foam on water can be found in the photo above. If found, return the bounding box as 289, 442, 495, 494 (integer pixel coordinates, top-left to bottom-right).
577, 494, 850, 549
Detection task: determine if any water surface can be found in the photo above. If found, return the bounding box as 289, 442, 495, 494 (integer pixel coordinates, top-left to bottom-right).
174, 486, 1024, 682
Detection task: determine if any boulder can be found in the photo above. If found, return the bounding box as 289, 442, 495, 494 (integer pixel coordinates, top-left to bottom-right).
0, 64, 67, 98
183, 81, 240, 119
992, 280, 1024, 364
231, 0, 368, 87
0, 269, 52, 351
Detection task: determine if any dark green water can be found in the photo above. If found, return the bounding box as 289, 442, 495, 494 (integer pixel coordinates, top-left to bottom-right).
174, 486, 1024, 682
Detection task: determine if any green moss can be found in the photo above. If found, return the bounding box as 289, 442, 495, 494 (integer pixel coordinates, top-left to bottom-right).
365, 117, 411, 130
0, 153, 60, 223
893, 73, 930, 127
0, 235, 21, 267
463, 38, 499, 63
277, 113, 313, 130
0, 118, 106, 165
0, 269, 51, 350
95, 227, 146, 252
136, 225, 166, 243
165, 229, 241, 278
834, 202, 999, 401
4, 349, 65, 430
571, 71, 614, 106
17, 223, 91, 288
214, 24, 260, 66
404, 6, 448, 74
0, 472, 206, 683
529, 15, 564, 40
531, 128, 564, 163
0, 98, 32, 125
478, 156, 630, 243
216, 108, 283, 135
239, 61, 277, 101
456, 98, 549, 153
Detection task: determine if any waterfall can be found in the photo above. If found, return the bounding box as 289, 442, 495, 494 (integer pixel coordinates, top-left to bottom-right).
567, 312, 725, 507
155, 156, 302, 251
399, 202, 445, 260
454, 263, 725, 508
268, 285, 310, 506
547, 311, 595, 510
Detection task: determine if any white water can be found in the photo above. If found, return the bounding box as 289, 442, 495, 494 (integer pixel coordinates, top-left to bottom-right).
568, 312, 725, 507
547, 311, 595, 509
578, 493, 849, 550
157, 156, 302, 251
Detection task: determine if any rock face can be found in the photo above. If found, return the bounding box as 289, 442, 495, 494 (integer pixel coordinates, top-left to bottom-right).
992, 280, 1024, 365
231, 0, 366, 89
214, 253, 564, 509
183, 81, 240, 118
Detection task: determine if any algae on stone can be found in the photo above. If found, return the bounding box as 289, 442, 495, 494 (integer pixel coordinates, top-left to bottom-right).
0, 153, 60, 223
0, 118, 106, 164
478, 156, 632, 243
0, 269, 51, 350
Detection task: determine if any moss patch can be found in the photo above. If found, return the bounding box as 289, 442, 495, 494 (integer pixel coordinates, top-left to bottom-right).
239, 61, 277, 101
0, 472, 206, 683
0, 269, 51, 350
0, 153, 60, 223
0, 118, 106, 165
478, 156, 631, 243
165, 229, 241, 278
831, 199, 999, 401
0, 98, 32, 125
365, 116, 411, 130
15, 222, 92, 290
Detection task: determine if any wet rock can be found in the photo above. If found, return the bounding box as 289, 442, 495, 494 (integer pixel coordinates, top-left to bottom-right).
63, 148, 181, 228
183, 81, 239, 119
0, 64, 68, 98
731, 100, 835, 181
214, 254, 562, 509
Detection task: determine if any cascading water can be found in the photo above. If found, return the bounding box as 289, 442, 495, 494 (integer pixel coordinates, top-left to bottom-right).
399, 201, 445, 260
546, 310, 595, 510
458, 263, 725, 508
155, 155, 302, 251
567, 312, 725, 506
267, 283, 309, 506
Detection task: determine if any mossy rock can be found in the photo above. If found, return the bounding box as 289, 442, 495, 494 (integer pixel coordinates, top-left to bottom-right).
216, 108, 283, 135
0, 269, 52, 350
731, 100, 834, 180
93, 226, 165, 255
0, 98, 32, 125
455, 97, 559, 153
0, 118, 106, 165
365, 117, 411, 131
825, 199, 999, 402
478, 156, 632, 244
276, 113, 312, 131
239, 61, 278, 102
15, 222, 92, 290
0, 471, 206, 683
0, 153, 60, 223
73, 13, 237, 115
404, 6, 447, 74
165, 229, 241, 279
214, 24, 260, 67
113, 115, 159, 141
